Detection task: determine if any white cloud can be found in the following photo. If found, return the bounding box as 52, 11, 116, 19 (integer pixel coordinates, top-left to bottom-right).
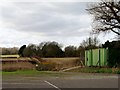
0, 1, 114, 47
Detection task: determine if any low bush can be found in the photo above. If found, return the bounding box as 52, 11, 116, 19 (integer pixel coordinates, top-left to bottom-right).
117, 70, 120, 74
36, 62, 57, 71
112, 68, 120, 74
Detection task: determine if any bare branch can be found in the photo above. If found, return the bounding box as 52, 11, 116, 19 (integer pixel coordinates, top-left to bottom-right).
87, 0, 120, 36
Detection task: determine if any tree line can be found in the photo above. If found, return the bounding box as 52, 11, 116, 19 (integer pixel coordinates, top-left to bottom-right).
1, 37, 100, 58
1, 47, 19, 55
18, 37, 100, 58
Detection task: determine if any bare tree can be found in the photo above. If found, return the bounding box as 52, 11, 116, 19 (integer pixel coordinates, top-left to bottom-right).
87, 0, 120, 35
80, 37, 100, 49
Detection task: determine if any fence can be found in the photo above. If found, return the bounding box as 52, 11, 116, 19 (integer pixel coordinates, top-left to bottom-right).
85, 48, 108, 67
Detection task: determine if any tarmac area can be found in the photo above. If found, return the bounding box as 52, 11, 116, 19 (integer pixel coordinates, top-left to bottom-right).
2, 72, 119, 90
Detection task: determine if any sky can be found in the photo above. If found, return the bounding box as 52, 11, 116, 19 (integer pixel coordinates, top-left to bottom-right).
0, 0, 116, 48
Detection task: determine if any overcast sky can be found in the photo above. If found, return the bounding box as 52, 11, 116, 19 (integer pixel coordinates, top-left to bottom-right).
0, 0, 116, 48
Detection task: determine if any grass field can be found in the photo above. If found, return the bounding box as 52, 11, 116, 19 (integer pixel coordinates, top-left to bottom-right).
41, 57, 81, 70
2, 57, 81, 71
2, 57, 119, 74
42, 57, 81, 65
2, 62, 35, 71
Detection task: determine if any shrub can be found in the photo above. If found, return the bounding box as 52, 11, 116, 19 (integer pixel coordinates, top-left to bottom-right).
36, 62, 57, 71
117, 70, 120, 74
112, 68, 120, 74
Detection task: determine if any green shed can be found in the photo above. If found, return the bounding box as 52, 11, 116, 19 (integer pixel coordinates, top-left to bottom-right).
85, 48, 108, 67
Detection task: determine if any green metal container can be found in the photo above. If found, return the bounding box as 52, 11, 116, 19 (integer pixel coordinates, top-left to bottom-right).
85, 48, 108, 67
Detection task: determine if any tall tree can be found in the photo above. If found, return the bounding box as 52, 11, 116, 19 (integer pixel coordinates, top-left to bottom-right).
87, 0, 120, 35
23, 44, 37, 57
64, 45, 77, 57
102, 40, 120, 67
41, 41, 64, 57
18, 45, 26, 57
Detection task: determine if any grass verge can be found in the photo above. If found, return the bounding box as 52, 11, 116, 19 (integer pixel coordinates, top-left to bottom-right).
2, 70, 55, 75
66, 67, 120, 74
2, 70, 70, 77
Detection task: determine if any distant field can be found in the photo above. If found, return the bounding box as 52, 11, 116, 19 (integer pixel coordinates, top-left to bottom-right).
2, 57, 82, 71
0, 55, 20, 58
42, 57, 80, 64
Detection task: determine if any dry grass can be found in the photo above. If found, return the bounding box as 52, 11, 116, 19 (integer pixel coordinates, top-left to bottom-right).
41, 57, 81, 70
2, 61, 35, 71
2, 57, 33, 61
2, 57, 82, 71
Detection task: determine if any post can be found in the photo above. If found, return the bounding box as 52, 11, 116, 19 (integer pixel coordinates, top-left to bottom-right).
99, 49, 101, 67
